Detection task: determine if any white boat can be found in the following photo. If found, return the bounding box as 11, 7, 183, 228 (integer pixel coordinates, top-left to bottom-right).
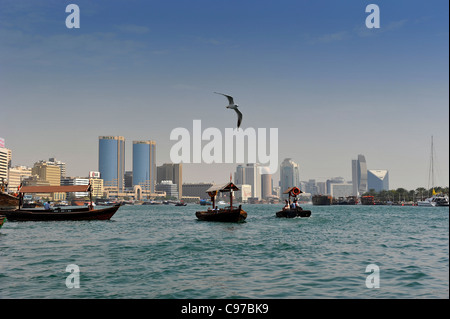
418, 194, 449, 207
417, 136, 449, 207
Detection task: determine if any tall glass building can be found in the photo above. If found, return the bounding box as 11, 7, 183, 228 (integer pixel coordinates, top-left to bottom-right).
98, 136, 125, 191
352, 154, 368, 196
132, 140, 156, 193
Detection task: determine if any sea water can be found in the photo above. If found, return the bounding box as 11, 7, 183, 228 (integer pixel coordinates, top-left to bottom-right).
0, 204, 448, 299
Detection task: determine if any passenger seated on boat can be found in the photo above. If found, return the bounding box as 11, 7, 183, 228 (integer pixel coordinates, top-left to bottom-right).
291, 200, 300, 209
44, 201, 52, 211
213, 206, 219, 212
282, 200, 290, 211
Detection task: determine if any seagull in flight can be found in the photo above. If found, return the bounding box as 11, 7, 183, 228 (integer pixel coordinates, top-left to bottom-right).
214, 92, 243, 129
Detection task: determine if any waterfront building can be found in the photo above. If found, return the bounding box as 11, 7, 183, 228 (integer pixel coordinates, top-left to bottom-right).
7, 166, 32, 192
30, 162, 65, 200
234, 163, 262, 200
368, 169, 389, 192
326, 177, 345, 195
124, 171, 133, 188
132, 140, 156, 193
48, 157, 66, 181
157, 163, 182, 199
32, 161, 61, 186
352, 155, 368, 196
156, 180, 178, 198
260, 167, 272, 200
234, 164, 245, 185
235, 184, 252, 202
61, 177, 90, 198
98, 136, 125, 192
280, 158, 300, 198
330, 182, 354, 198
317, 182, 326, 195
0, 147, 11, 185
182, 182, 214, 199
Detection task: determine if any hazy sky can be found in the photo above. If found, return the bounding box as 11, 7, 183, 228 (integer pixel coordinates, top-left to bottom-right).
1, 0, 448, 190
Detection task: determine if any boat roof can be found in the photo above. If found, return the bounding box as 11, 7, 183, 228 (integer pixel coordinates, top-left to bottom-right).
19, 185, 90, 193
283, 187, 303, 194
206, 182, 240, 193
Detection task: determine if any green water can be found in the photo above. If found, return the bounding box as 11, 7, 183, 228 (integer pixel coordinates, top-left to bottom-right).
0, 204, 448, 299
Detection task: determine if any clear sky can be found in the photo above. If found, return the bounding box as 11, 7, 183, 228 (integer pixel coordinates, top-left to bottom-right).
1, 0, 448, 190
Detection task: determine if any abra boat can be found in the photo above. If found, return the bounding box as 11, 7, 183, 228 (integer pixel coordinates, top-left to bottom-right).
195, 182, 247, 222
276, 187, 311, 218
2, 185, 120, 221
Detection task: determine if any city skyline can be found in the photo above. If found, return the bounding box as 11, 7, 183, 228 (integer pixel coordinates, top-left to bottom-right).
1, 0, 448, 190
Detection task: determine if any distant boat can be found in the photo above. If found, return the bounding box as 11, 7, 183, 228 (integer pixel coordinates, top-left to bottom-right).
175, 201, 187, 206
360, 196, 375, 205
418, 136, 449, 207
196, 182, 247, 222
312, 195, 332, 205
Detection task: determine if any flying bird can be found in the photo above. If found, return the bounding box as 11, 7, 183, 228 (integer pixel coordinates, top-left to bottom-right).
214, 92, 243, 129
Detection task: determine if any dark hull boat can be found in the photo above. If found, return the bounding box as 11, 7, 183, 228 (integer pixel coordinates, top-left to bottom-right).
196, 205, 247, 222
276, 208, 311, 218
277, 187, 312, 218
0, 192, 19, 209
3, 204, 121, 222
4, 184, 121, 221
196, 182, 247, 222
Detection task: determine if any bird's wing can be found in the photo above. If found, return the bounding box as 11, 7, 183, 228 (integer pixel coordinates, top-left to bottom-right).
234, 108, 243, 128
214, 92, 234, 105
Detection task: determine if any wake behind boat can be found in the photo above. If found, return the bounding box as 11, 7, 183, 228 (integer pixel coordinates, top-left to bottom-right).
2, 185, 121, 221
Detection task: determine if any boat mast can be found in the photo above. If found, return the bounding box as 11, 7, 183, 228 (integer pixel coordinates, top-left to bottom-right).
428, 136, 435, 195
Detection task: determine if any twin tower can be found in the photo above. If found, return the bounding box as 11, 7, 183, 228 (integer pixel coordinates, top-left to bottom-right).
98, 136, 156, 192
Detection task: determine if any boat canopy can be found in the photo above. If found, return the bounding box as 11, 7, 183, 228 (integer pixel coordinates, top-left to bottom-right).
206, 182, 240, 193
283, 187, 303, 194
19, 185, 91, 194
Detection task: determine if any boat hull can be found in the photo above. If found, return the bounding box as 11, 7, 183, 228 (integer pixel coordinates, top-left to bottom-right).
2, 204, 120, 221
196, 207, 247, 222
276, 209, 311, 218
0, 192, 19, 209
312, 195, 332, 205
0, 215, 5, 228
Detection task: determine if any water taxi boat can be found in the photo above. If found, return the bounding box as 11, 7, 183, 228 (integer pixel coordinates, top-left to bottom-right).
2, 185, 120, 221
195, 182, 247, 222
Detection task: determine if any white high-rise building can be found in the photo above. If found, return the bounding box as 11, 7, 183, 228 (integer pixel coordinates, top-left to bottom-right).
280, 158, 300, 198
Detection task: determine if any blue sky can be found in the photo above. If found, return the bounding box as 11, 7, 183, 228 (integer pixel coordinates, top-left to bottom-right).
0, 0, 448, 190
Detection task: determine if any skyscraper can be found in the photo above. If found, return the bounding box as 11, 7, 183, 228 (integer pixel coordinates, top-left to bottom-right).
368, 169, 389, 192
132, 140, 156, 193
280, 158, 300, 198
260, 166, 272, 200
352, 154, 367, 196
245, 163, 261, 199
98, 136, 125, 192
157, 163, 182, 199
